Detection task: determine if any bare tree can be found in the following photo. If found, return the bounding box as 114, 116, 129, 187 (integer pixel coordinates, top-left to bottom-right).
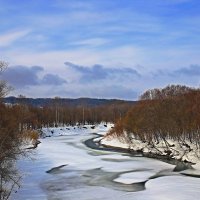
0, 61, 23, 200
0, 61, 12, 98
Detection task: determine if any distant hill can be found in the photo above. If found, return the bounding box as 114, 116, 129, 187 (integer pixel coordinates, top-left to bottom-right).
3, 96, 135, 107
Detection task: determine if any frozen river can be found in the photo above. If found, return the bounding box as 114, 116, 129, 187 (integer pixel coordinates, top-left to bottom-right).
12, 128, 200, 200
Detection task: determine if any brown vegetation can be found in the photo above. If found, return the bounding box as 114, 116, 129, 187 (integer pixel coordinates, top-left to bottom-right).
110, 85, 200, 149
22, 130, 39, 141
0, 100, 132, 130
0, 62, 24, 200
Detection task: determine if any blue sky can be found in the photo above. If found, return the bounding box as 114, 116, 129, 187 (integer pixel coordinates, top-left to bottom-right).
0, 0, 200, 100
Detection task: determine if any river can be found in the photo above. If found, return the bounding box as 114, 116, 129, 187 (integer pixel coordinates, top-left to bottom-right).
12, 130, 200, 200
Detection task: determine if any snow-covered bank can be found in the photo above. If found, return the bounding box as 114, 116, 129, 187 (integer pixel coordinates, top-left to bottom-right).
41, 123, 114, 137
101, 133, 200, 170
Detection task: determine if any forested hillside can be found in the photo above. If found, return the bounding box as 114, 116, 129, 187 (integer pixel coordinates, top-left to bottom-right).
3, 96, 134, 107
1, 99, 133, 130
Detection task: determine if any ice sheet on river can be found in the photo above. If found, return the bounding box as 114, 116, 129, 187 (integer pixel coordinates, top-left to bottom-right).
12, 124, 200, 200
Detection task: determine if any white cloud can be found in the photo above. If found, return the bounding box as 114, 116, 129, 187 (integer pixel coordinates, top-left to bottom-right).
71, 38, 109, 47
0, 30, 30, 47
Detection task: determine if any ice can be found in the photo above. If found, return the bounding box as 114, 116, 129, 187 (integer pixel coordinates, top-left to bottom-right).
114, 171, 155, 184
12, 124, 200, 200
134, 176, 200, 200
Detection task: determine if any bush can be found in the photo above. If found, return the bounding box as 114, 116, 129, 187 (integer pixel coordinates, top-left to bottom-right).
22, 130, 39, 141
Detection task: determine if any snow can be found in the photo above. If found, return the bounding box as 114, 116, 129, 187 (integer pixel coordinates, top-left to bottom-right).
41, 123, 113, 138
100, 136, 130, 149
12, 123, 200, 200
37, 132, 173, 173
101, 131, 200, 188
136, 176, 200, 200
114, 171, 155, 184
101, 133, 200, 165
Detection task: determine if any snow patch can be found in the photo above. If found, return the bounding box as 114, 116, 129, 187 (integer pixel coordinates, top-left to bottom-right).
114, 171, 155, 184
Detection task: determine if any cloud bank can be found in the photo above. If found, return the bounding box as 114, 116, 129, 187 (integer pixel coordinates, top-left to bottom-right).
1, 65, 67, 89
65, 62, 140, 83
1, 61, 200, 100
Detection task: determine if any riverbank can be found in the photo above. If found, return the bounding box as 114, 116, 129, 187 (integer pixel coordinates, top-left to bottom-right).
100, 133, 200, 171
40, 123, 200, 170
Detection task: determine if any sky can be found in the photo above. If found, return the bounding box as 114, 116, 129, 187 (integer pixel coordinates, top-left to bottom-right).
0, 0, 200, 100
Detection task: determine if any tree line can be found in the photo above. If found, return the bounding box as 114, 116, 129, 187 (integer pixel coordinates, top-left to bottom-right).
2, 99, 132, 130
109, 85, 200, 149
0, 62, 24, 200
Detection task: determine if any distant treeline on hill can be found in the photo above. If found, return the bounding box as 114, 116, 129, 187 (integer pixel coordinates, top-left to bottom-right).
3, 96, 135, 107
1, 97, 135, 129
